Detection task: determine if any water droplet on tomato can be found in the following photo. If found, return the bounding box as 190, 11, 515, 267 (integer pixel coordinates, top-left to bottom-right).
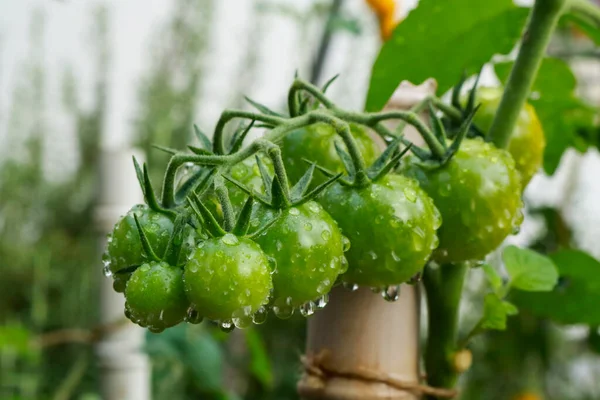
273, 304, 294, 319
304, 223, 313, 231
391, 251, 401, 262
252, 306, 268, 325
407, 272, 422, 285
219, 320, 235, 332
382, 285, 400, 302
342, 282, 359, 291
316, 294, 329, 309
321, 230, 331, 241
342, 236, 351, 252
185, 307, 204, 324
403, 187, 417, 203
289, 208, 300, 216
221, 233, 239, 246
300, 301, 315, 317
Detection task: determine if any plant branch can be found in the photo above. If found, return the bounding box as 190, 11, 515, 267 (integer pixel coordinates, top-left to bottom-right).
488, 0, 568, 148
423, 262, 468, 399
570, 0, 600, 27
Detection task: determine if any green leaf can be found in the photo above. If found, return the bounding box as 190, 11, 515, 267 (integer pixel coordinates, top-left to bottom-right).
514, 250, 600, 325
562, 11, 600, 46
494, 58, 597, 174
365, 0, 528, 111
245, 329, 274, 389
183, 333, 224, 392
480, 293, 517, 331
482, 263, 503, 293
502, 245, 558, 292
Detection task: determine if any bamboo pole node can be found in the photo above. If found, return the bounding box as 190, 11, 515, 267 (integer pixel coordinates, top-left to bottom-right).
300, 349, 458, 399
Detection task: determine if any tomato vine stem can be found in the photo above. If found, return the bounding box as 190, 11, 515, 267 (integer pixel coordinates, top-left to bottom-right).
423, 262, 468, 399
488, 0, 568, 148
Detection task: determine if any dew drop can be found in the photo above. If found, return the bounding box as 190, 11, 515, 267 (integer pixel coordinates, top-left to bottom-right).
102, 263, 113, 278
391, 251, 401, 262
368, 251, 378, 260
252, 306, 268, 325
512, 225, 521, 235
300, 301, 316, 317
382, 285, 401, 302
342, 236, 351, 252
316, 294, 329, 309
276, 240, 283, 252
232, 315, 252, 329
185, 307, 204, 324
267, 256, 277, 272
407, 272, 422, 285
321, 230, 331, 241
289, 208, 300, 216
221, 233, 239, 246
403, 187, 417, 203
304, 223, 313, 231
342, 282, 359, 291
273, 304, 294, 319
219, 320, 235, 333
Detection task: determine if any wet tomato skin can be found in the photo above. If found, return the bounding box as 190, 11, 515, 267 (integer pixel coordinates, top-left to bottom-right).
318, 175, 441, 287
400, 137, 523, 264
183, 234, 272, 322
124, 261, 189, 333
253, 201, 346, 309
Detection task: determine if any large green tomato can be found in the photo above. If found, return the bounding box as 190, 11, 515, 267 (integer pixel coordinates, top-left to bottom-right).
253, 201, 347, 317
318, 175, 441, 288
400, 137, 523, 263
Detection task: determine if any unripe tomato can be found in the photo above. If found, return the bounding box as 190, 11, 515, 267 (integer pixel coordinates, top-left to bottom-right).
104, 204, 174, 292
184, 234, 272, 328
281, 123, 380, 186
400, 137, 523, 263
124, 261, 189, 333
469, 87, 545, 186
318, 175, 441, 287
253, 202, 347, 317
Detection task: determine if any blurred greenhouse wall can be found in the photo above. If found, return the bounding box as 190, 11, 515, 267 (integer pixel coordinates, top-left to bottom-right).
1, 0, 599, 399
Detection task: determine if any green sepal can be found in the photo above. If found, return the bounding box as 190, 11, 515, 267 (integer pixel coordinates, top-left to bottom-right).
255, 155, 273, 199
447, 105, 479, 160
370, 144, 412, 182
247, 210, 282, 239
270, 175, 291, 209
244, 96, 286, 118
401, 137, 431, 161
133, 157, 176, 217
163, 214, 187, 266
213, 176, 236, 232
253, 122, 277, 129
322, 74, 339, 94
228, 121, 255, 154
151, 144, 179, 155
333, 141, 356, 178
187, 194, 226, 238
174, 167, 216, 205
221, 174, 271, 206
289, 163, 316, 202
298, 94, 311, 115
465, 69, 483, 116
188, 145, 214, 156
133, 156, 146, 197
451, 71, 466, 111
292, 172, 342, 206
133, 214, 162, 262
232, 196, 254, 236
367, 135, 404, 175
114, 264, 141, 275
193, 124, 213, 151
302, 158, 354, 187
428, 104, 448, 150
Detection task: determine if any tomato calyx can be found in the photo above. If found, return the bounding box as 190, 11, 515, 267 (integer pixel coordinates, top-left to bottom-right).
223, 155, 342, 210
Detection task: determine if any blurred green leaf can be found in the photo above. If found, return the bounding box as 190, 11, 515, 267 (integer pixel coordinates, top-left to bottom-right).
184, 331, 224, 392
494, 58, 597, 174
480, 293, 518, 331
245, 329, 274, 389
482, 263, 503, 293
514, 250, 600, 325
503, 246, 558, 292
366, 0, 528, 111
0, 323, 36, 360
562, 10, 600, 45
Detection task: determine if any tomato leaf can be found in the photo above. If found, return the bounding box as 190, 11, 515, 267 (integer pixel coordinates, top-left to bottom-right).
503, 245, 558, 292
514, 250, 600, 325
482, 263, 504, 293
365, 0, 528, 111
494, 58, 597, 174
480, 293, 518, 331
562, 11, 600, 46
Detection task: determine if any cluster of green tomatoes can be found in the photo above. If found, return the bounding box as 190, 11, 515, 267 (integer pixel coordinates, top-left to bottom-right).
102, 78, 544, 333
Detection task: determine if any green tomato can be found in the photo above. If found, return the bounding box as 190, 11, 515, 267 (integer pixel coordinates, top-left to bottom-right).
318, 175, 441, 288
124, 261, 189, 333
281, 123, 380, 186
104, 204, 173, 292
253, 202, 347, 317
400, 137, 523, 263
469, 87, 545, 186
184, 234, 272, 328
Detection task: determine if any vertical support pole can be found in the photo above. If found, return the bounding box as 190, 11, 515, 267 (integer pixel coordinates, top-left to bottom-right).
94, 148, 150, 400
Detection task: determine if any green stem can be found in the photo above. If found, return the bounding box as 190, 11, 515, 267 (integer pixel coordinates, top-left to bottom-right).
289, 79, 337, 110
488, 0, 567, 148
265, 145, 292, 205
423, 262, 468, 399
337, 109, 446, 159
213, 176, 235, 232
212, 110, 285, 155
